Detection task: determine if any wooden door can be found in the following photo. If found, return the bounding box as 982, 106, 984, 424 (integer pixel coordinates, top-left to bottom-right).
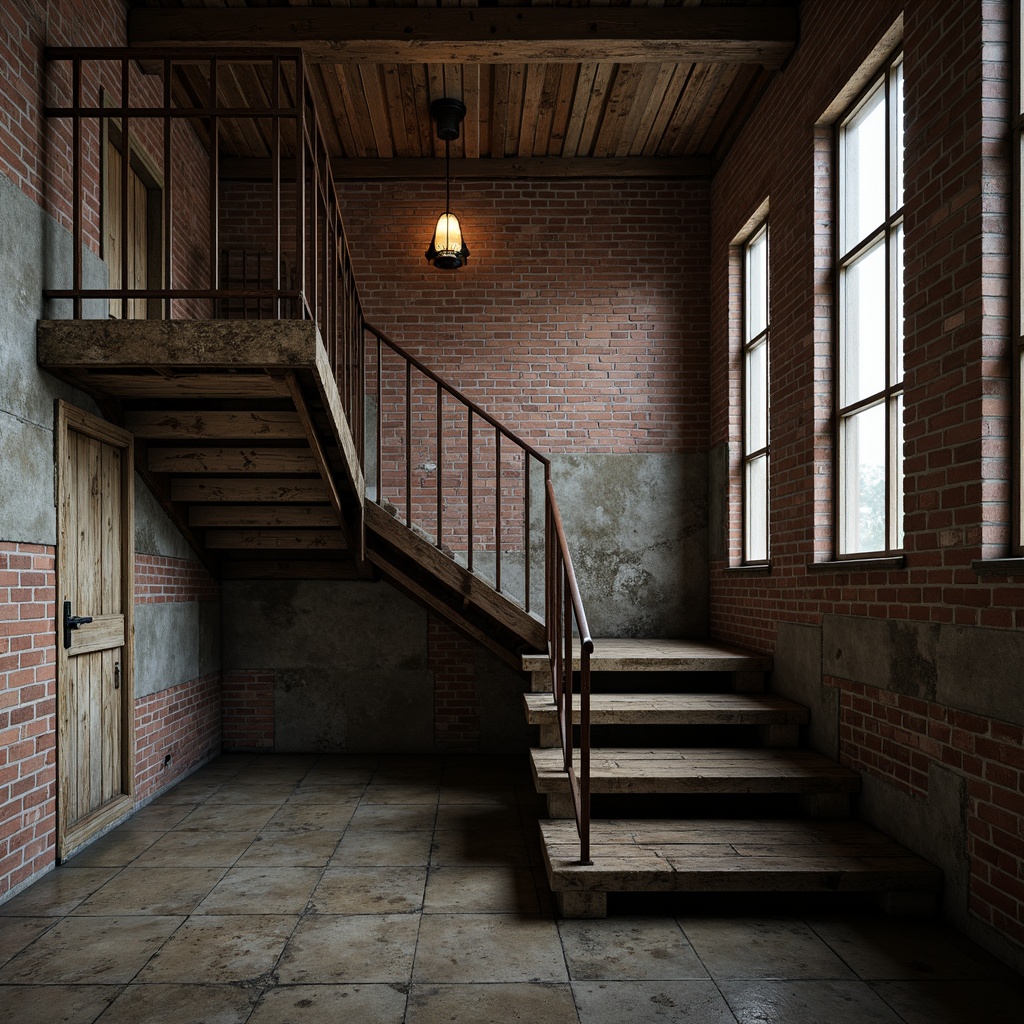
56, 402, 135, 860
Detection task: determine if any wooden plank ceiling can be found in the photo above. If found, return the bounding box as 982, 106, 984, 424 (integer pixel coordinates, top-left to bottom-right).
126, 0, 798, 178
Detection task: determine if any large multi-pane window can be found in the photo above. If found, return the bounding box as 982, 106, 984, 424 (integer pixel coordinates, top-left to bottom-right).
743, 224, 769, 562
837, 53, 904, 556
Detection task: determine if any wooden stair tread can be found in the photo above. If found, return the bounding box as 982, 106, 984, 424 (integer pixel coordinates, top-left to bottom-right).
530, 747, 861, 794
522, 638, 773, 674
540, 818, 943, 893
524, 692, 809, 726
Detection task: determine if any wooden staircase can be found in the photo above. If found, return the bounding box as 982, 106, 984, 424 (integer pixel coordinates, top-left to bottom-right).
36, 319, 544, 667
523, 639, 943, 918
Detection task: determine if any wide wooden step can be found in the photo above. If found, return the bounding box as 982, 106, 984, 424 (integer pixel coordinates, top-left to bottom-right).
530, 746, 861, 796
524, 692, 809, 727
540, 818, 943, 918
522, 638, 774, 674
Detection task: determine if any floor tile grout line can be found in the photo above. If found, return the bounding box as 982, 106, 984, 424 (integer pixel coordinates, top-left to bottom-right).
206, 750, 379, 1022
673, 917, 742, 1024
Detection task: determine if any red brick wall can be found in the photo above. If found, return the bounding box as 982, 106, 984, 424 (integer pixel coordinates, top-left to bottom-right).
2, 1, 213, 316
1, 0, 127, 211
428, 616, 480, 750
221, 669, 275, 751
0, 543, 56, 898
708, 0, 1022, 953
135, 671, 221, 803
132, 554, 222, 801
134, 554, 220, 605
711, 0, 1022, 635
833, 676, 1024, 947
339, 179, 710, 459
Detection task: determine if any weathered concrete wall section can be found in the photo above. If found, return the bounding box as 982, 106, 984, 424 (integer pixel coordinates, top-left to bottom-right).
822, 615, 1024, 728
772, 621, 837, 759
221, 579, 531, 754
134, 602, 220, 700
474, 644, 532, 753
796, 613, 1024, 974
0, 172, 104, 545
132, 479, 220, 701
135, 478, 198, 562
223, 580, 434, 753
707, 441, 730, 564
546, 453, 709, 639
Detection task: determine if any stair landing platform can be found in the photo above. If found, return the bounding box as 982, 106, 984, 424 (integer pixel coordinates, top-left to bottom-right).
541, 818, 943, 919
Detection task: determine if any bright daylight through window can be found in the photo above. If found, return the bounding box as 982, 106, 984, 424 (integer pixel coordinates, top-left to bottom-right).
743, 223, 769, 563
837, 53, 904, 555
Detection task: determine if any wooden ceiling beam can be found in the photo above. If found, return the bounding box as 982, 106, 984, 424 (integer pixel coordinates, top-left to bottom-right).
219, 155, 711, 181
127, 7, 798, 69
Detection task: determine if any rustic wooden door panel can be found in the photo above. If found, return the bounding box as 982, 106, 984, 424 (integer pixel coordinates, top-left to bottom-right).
57, 402, 135, 860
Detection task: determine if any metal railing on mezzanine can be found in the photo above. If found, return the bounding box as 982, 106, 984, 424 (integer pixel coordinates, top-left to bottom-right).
43, 45, 594, 865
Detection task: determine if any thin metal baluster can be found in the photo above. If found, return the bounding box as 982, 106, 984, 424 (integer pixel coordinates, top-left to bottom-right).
376, 333, 382, 503
467, 407, 474, 573
295, 57, 306, 313
72, 58, 81, 319
564, 566, 573, 777
163, 59, 172, 319
580, 648, 591, 864
524, 452, 531, 613
495, 428, 501, 592
121, 57, 130, 316
208, 58, 219, 306
436, 383, 443, 547
272, 56, 281, 319
405, 360, 412, 527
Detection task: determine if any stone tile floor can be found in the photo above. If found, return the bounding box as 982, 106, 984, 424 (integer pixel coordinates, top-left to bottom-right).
0, 753, 1021, 1023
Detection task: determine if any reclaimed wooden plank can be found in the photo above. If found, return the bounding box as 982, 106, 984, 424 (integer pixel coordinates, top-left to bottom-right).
147, 447, 318, 474
189, 505, 335, 528
171, 477, 329, 503
204, 529, 347, 550
125, 410, 306, 440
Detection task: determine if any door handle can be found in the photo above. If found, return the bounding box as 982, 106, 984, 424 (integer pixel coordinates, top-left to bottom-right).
63, 599, 94, 649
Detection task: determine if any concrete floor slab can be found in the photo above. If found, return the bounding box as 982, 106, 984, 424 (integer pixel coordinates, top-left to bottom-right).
0, 754, 1019, 1023
558, 917, 709, 981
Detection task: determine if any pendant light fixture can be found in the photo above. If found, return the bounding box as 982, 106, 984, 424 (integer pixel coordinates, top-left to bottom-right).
425, 98, 470, 270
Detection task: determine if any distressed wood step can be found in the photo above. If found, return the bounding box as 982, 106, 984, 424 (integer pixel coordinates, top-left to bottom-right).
530, 747, 861, 796
522, 638, 773, 674
540, 818, 943, 918
524, 692, 809, 727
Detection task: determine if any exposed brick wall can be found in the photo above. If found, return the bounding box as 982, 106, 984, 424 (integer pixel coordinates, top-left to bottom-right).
0, 543, 56, 898
134, 670, 221, 803
708, 0, 1022, 954
710, 0, 1022, 638
135, 554, 219, 605
2, 1, 213, 317
221, 669, 275, 751
832, 675, 1024, 947
132, 554, 221, 798
428, 616, 480, 750
338, 179, 710, 460
0, 0, 127, 212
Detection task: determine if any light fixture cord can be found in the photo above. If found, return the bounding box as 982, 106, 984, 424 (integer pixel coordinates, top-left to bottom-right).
445, 135, 451, 216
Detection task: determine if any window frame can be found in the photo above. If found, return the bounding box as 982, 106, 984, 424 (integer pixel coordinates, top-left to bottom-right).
835, 50, 905, 558
741, 221, 770, 565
